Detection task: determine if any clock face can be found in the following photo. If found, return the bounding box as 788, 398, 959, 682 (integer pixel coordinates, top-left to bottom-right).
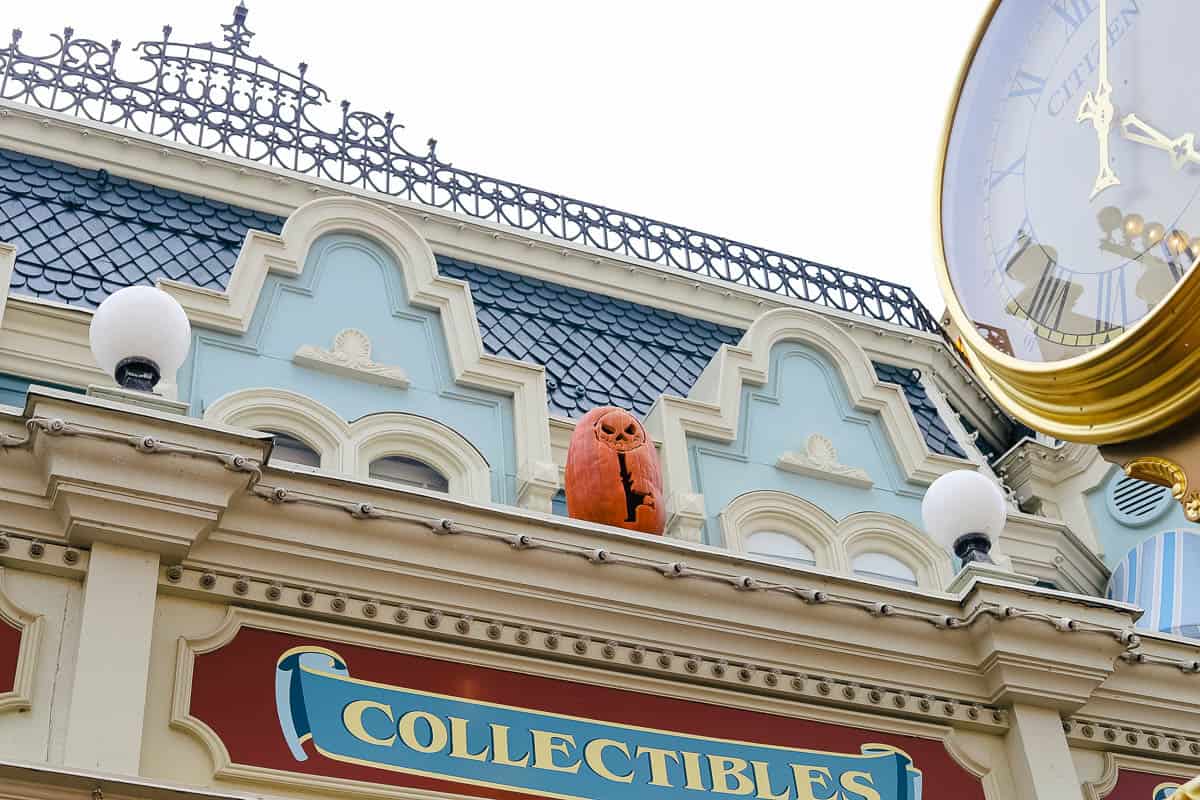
942, 0, 1200, 364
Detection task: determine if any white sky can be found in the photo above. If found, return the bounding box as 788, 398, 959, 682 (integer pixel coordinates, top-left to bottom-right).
12, 0, 991, 314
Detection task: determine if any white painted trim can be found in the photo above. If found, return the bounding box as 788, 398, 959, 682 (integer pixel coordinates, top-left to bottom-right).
165, 197, 556, 508
0, 567, 43, 715
719, 491, 953, 590
205, 388, 350, 473
353, 412, 490, 501
0, 243, 14, 332
840, 512, 954, 591
646, 307, 973, 538
205, 388, 492, 503
719, 491, 841, 571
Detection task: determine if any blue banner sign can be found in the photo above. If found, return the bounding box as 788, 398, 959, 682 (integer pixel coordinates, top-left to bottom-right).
275, 647, 923, 800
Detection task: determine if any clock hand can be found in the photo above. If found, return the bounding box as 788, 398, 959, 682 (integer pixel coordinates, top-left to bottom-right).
1076, 0, 1120, 200
1120, 113, 1200, 171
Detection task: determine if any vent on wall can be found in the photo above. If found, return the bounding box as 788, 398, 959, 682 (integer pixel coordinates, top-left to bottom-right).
1106, 473, 1173, 527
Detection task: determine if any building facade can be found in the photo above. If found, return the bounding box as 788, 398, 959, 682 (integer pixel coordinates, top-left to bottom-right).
0, 7, 1197, 800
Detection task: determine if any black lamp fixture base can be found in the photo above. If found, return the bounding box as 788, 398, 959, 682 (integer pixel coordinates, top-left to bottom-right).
114, 357, 162, 393
952, 532, 993, 565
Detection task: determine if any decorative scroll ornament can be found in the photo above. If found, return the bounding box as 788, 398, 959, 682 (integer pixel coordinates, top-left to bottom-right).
776, 434, 874, 489
292, 329, 409, 388
0, 5, 939, 333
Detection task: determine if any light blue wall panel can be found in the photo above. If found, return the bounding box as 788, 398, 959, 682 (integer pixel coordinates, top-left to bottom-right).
1086, 464, 1191, 568
687, 343, 924, 545
0, 374, 83, 408
1108, 530, 1200, 638
177, 234, 518, 503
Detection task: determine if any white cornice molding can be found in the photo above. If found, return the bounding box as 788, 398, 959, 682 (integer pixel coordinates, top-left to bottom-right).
646, 307, 973, 534
0, 243, 14, 331
0, 567, 43, 714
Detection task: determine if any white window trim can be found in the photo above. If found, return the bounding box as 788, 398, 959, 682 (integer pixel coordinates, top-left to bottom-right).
719, 491, 840, 571
721, 492, 953, 590
353, 412, 490, 501
839, 512, 952, 591
205, 387, 349, 472
205, 388, 490, 502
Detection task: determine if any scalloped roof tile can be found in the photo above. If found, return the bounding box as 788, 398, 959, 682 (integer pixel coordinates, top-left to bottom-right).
0, 147, 283, 307
437, 255, 745, 418
0, 146, 964, 451
872, 362, 967, 459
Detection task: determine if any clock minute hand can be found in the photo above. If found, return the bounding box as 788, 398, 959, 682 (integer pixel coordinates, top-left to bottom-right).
1121, 113, 1200, 171
1076, 0, 1119, 200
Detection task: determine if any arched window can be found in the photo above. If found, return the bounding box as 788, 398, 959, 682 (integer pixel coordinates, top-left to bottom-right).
265, 431, 321, 468
369, 455, 449, 493
745, 531, 816, 567
851, 552, 918, 586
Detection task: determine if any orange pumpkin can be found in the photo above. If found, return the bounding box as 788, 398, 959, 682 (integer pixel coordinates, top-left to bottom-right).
564, 406, 666, 535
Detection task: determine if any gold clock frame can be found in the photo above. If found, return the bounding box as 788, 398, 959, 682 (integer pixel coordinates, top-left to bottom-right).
934, 0, 1200, 445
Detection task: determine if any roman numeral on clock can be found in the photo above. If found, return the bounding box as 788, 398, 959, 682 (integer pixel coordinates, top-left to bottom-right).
1028, 259, 1073, 331
1049, 0, 1097, 37
990, 155, 1027, 188
1095, 270, 1127, 334
1008, 71, 1046, 106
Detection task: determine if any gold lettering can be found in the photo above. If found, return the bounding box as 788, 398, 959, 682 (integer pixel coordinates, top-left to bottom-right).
752, 760, 792, 800
341, 700, 396, 747
583, 738, 634, 783
635, 746, 681, 787
839, 771, 881, 800
790, 765, 836, 800
530, 730, 581, 774
681, 750, 708, 791
397, 710, 448, 754
490, 723, 530, 768
448, 717, 489, 762
708, 755, 756, 795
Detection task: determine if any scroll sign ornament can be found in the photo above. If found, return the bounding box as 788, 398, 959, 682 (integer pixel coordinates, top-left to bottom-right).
275, 648, 924, 799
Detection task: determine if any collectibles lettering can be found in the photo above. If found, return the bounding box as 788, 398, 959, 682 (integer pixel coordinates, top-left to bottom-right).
276, 647, 920, 799
186, 627, 986, 800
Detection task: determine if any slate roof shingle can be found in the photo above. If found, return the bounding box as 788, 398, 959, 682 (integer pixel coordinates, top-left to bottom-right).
872, 362, 967, 459
437, 255, 744, 418
0, 147, 283, 308
0, 146, 965, 454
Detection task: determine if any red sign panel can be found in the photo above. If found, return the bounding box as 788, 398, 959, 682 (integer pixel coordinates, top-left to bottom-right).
1105, 770, 1191, 799
188, 626, 984, 800
0, 616, 20, 694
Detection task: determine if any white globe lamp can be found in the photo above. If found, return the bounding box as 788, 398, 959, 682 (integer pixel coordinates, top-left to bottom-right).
89, 286, 192, 393
921, 470, 1007, 564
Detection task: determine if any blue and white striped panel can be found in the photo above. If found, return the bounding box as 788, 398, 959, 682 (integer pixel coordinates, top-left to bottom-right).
1107, 531, 1200, 639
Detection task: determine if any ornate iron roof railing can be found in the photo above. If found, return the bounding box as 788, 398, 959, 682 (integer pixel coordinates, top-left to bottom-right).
0, 4, 941, 334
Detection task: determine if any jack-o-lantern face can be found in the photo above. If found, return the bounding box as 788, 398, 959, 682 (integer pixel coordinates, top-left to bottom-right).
565, 406, 666, 536
593, 408, 646, 452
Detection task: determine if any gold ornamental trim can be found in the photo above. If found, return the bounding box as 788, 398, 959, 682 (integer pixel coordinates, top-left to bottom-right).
932, 0, 1200, 445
